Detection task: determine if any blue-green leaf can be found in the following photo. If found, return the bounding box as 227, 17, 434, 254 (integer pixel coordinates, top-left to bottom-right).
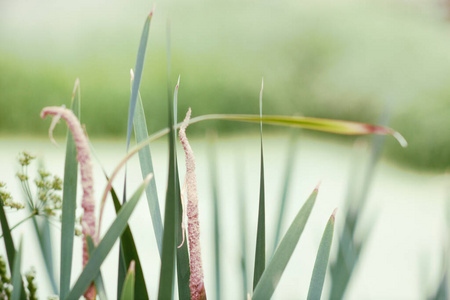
253, 187, 318, 299
60, 78, 80, 298
11, 237, 23, 300
65, 175, 152, 300
307, 209, 336, 300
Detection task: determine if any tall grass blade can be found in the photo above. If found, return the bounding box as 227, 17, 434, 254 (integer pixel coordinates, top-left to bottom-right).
307, 209, 336, 300
65, 175, 152, 300
272, 132, 298, 256
126, 9, 153, 149
120, 262, 136, 300
252, 187, 318, 299
208, 132, 221, 299
431, 272, 449, 300
157, 76, 178, 300
60, 78, 80, 299
253, 80, 265, 290
176, 168, 191, 300
86, 235, 107, 300
0, 202, 26, 300
132, 70, 163, 256
0, 199, 16, 274
10, 238, 22, 300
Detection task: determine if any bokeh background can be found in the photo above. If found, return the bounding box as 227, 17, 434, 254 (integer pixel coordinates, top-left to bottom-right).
1, 0, 450, 299
2, 0, 450, 170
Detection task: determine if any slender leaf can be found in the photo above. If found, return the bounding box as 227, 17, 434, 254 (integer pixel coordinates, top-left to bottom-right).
307, 209, 336, 300
65, 175, 152, 300
253, 187, 318, 299
157, 76, 179, 300
86, 235, 107, 300
133, 72, 163, 256
110, 183, 149, 300
208, 132, 221, 300
121, 261, 136, 300
0, 200, 15, 273
10, 238, 22, 300
253, 80, 265, 290
100, 113, 406, 216
272, 132, 298, 256
60, 78, 80, 298
126, 9, 154, 149
188, 114, 407, 147
176, 167, 191, 300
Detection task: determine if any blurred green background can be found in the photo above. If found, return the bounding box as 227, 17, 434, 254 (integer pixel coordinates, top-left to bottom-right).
1, 0, 450, 171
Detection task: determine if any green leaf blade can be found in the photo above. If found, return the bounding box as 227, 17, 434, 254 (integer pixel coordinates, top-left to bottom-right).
120, 261, 136, 300
10, 238, 23, 300
60, 78, 80, 299
126, 10, 153, 150
307, 209, 336, 300
86, 235, 107, 300
253, 187, 318, 299
109, 185, 149, 300
65, 175, 152, 300
133, 87, 163, 256
253, 82, 266, 290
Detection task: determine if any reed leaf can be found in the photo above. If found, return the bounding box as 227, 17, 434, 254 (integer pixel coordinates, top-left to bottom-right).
120, 262, 136, 300
86, 235, 107, 300
253, 187, 318, 299
60, 78, 80, 299
253, 80, 265, 290
307, 209, 336, 300
10, 238, 22, 300
65, 175, 152, 300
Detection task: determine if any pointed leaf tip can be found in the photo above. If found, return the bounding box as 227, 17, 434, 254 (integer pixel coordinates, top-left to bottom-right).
314, 180, 322, 191
128, 260, 135, 273
331, 208, 338, 221
72, 78, 80, 98
144, 173, 153, 184
149, 4, 155, 18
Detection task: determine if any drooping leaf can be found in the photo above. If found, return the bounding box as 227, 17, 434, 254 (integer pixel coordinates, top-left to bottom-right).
65, 175, 152, 300
60, 78, 81, 298
253, 80, 265, 290
253, 187, 318, 299
307, 209, 336, 300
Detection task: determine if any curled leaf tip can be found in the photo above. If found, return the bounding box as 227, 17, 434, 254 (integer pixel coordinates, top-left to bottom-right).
176, 75, 181, 90
392, 131, 408, 148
